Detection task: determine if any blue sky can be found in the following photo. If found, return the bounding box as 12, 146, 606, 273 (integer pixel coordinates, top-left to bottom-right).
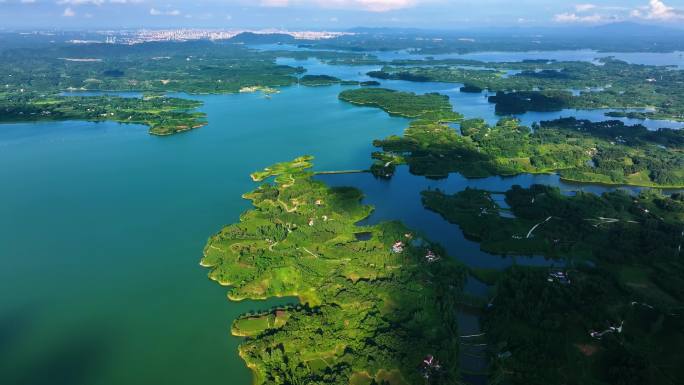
1, 0, 683, 29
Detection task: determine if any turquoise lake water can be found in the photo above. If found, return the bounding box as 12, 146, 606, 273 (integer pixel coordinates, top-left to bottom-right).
2, 51, 682, 385
0, 85, 407, 385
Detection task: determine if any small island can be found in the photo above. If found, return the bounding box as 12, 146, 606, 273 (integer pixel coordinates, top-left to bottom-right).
201, 156, 468, 385
298, 74, 343, 86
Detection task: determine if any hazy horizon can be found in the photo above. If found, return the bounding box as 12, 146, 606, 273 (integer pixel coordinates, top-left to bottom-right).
1, 0, 684, 30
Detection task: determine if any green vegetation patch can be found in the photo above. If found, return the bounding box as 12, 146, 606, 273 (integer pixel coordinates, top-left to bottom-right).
422, 185, 684, 272
422, 184, 684, 384
339, 88, 460, 120
298, 74, 342, 86
346, 91, 684, 186
484, 265, 684, 385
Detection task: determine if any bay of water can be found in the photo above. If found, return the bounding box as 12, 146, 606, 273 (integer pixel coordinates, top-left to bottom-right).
2, 50, 683, 385
0, 85, 407, 385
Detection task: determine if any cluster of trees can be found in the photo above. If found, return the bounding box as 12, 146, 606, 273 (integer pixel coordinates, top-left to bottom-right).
298, 75, 343, 86
484, 266, 684, 385
422, 184, 684, 384
488, 90, 573, 115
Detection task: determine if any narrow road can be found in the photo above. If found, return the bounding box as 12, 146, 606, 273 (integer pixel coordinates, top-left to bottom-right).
526, 216, 552, 239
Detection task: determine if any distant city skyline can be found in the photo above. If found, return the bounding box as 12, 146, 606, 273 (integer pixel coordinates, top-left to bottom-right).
1, 0, 684, 29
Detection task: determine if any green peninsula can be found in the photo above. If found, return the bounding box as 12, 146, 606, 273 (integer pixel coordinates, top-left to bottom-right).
421, 185, 684, 384
201, 156, 467, 385
339, 88, 463, 178
339, 87, 684, 187
0, 93, 206, 136
202, 157, 465, 385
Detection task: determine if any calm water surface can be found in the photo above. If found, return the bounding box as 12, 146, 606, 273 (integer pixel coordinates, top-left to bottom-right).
0, 85, 406, 385
2, 51, 682, 385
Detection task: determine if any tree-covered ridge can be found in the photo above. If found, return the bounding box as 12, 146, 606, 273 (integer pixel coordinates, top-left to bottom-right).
421, 185, 684, 384
341, 86, 683, 187
369, 58, 684, 122
201, 157, 467, 385
0, 93, 206, 136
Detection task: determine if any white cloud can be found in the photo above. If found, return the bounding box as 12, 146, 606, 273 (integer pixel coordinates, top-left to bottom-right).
259, 0, 420, 12
57, 0, 104, 5
327, 0, 418, 12
574, 4, 596, 12
149, 7, 181, 16
553, 12, 605, 23
62, 6, 75, 16
20, 0, 37, 4
260, 0, 289, 7
56, 0, 142, 5
555, 1, 683, 24
631, 0, 684, 21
